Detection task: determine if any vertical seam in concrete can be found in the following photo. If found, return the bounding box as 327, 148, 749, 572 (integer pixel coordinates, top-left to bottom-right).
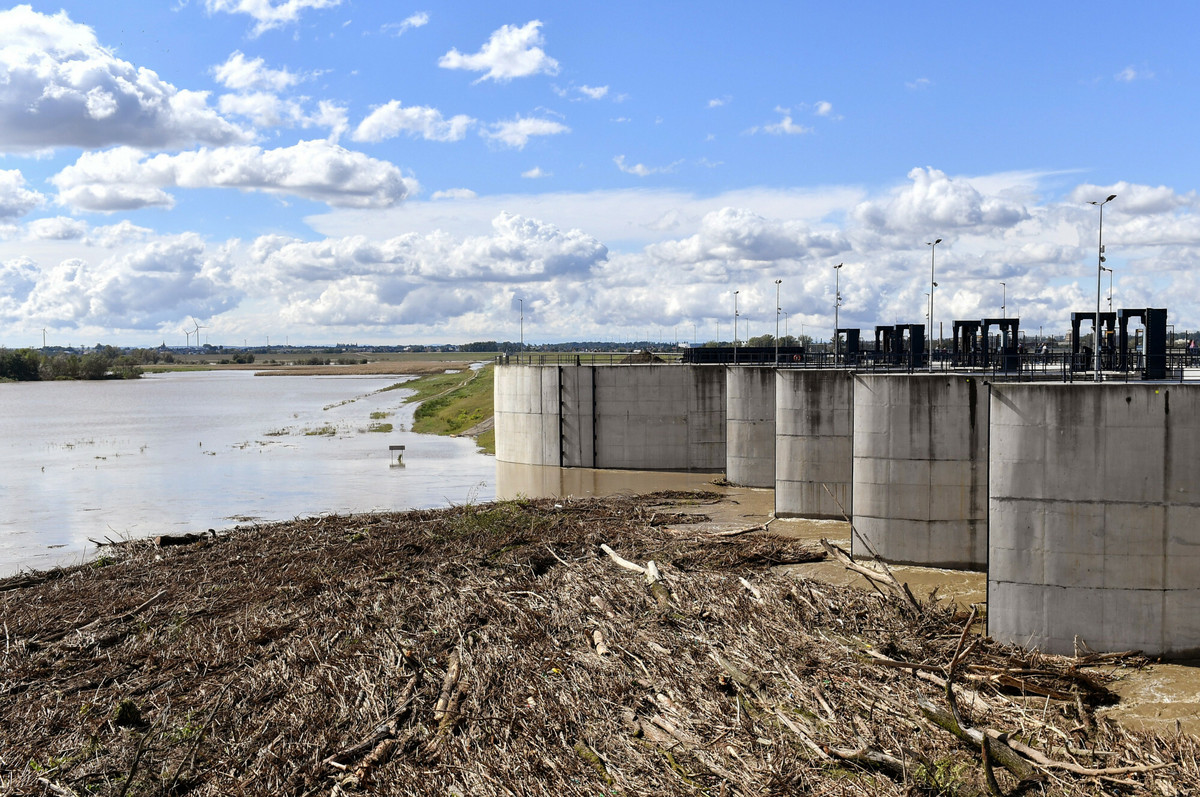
985, 380, 993, 638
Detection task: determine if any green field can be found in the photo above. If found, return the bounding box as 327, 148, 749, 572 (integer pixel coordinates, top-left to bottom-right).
403, 365, 495, 455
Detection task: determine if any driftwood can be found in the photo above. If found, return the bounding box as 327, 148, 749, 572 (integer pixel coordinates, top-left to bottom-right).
0, 492, 1181, 796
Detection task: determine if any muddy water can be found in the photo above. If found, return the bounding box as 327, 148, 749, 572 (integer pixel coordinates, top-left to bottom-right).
495, 462, 1200, 735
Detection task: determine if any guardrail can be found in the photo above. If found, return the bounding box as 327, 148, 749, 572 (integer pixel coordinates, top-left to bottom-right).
497, 350, 1200, 382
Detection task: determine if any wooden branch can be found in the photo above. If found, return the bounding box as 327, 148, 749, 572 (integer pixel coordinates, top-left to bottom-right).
819, 539, 919, 612
600, 544, 647, 574
996, 731, 1173, 777
432, 650, 461, 722
918, 698, 1038, 783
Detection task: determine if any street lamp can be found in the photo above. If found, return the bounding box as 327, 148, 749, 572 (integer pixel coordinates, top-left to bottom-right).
1089, 195, 1117, 381
519, 297, 524, 351
1000, 282, 1006, 318
927, 239, 942, 371
774, 279, 782, 365
833, 262, 843, 364
733, 290, 740, 364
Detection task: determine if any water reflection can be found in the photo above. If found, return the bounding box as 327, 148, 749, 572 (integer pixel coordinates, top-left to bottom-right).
0, 370, 494, 576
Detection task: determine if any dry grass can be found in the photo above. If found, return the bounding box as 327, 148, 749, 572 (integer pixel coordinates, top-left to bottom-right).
1, 493, 1192, 796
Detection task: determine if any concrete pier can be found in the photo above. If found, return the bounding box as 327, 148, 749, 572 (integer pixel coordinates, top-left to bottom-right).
726, 367, 776, 487
494, 364, 726, 471
988, 384, 1200, 658
775, 370, 854, 518
851, 374, 988, 570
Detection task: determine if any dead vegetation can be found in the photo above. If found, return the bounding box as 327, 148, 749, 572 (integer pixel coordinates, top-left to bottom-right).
0, 492, 1193, 796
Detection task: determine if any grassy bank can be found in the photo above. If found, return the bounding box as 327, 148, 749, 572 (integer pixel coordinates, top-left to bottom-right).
401, 364, 494, 454
0, 493, 1180, 796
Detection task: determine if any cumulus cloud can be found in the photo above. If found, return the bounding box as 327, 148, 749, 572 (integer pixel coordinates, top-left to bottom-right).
212, 51, 301, 92
853, 167, 1029, 233
522, 167, 550, 179
707, 96, 732, 108
483, 117, 569, 149
8, 234, 239, 328
244, 212, 607, 325
383, 12, 429, 36
204, 0, 342, 36
1067, 182, 1190, 216
647, 207, 847, 266
0, 5, 249, 153
26, 217, 87, 241
0, 170, 44, 218
51, 140, 417, 212
438, 20, 560, 83
352, 101, 475, 143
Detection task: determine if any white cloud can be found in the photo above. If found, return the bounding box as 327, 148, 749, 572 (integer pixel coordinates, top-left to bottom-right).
51, 140, 417, 212
614, 155, 682, 177
853, 167, 1029, 232
1116, 65, 1154, 82
26, 217, 87, 241
707, 96, 732, 108
483, 117, 569, 149
0, 170, 45, 218
212, 51, 301, 92
352, 101, 475, 143
9, 234, 240, 329
522, 167, 550, 179
438, 20, 560, 83
749, 112, 811, 136
906, 77, 932, 90
814, 101, 834, 117
383, 11, 429, 36
431, 188, 477, 200
0, 5, 249, 153
579, 85, 609, 100
204, 0, 342, 36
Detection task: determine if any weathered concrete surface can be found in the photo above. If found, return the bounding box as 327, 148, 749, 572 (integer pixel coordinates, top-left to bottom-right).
726, 367, 776, 487
775, 370, 854, 519
988, 384, 1200, 658
851, 374, 988, 570
495, 364, 726, 471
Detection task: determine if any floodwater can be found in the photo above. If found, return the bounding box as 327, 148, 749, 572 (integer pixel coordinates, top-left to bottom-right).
0, 370, 494, 577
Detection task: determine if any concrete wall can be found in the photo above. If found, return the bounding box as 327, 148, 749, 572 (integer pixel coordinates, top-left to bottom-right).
726, 367, 776, 487
494, 364, 562, 467
852, 374, 988, 570
988, 384, 1200, 658
495, 364, 726, 471
776, 370, 854, 519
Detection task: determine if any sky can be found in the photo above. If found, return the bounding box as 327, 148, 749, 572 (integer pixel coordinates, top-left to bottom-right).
1, 1, 1200, 348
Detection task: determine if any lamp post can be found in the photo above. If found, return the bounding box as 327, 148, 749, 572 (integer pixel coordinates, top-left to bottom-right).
784, 311, 789, 341
1000, 282, 1006, 318
833, 262, 843, 364
733, 290, 739, 365
519, 297, 524, 351
774, 279, 782, 365
927, 239, 941, 371
1089, 195, 1117, 381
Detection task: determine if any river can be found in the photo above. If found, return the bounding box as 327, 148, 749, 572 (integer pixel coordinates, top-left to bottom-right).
0, 369, 495, 576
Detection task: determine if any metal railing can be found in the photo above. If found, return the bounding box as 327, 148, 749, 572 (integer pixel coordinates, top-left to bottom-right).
497, 349, 1200, 382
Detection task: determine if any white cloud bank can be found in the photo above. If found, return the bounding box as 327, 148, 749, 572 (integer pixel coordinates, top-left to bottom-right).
0, 5, 249, 153
204, 0, 342, 36
352, 101, 475, 143
51, 140, 417, 211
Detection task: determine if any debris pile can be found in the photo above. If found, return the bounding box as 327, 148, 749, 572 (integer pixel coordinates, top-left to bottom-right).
1, 492, 1193, 795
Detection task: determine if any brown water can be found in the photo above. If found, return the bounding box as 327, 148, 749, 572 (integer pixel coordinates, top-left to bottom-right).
495, 462, 1200, 735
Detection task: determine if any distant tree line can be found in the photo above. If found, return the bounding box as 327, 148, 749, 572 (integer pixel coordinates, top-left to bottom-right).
0, 346, 165, 381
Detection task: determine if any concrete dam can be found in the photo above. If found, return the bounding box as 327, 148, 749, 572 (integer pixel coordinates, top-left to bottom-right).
494, 362, 1200, 658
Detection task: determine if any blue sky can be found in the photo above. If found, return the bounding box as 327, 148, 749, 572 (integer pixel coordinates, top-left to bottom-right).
1, 0, 1199, 347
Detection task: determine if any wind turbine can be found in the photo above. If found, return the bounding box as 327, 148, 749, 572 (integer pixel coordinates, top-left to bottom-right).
191, 317, 208, 348
183, 328, 192, 348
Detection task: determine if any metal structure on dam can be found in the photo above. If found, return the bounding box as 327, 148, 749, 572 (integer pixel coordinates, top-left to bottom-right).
495, 307, 1200, 657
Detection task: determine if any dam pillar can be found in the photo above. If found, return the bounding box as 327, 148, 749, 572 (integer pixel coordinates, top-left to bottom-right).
775, 370, 854, 518
726, 367, 777, 487
851, 374, 988, 570
988, 384, 1200, 658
